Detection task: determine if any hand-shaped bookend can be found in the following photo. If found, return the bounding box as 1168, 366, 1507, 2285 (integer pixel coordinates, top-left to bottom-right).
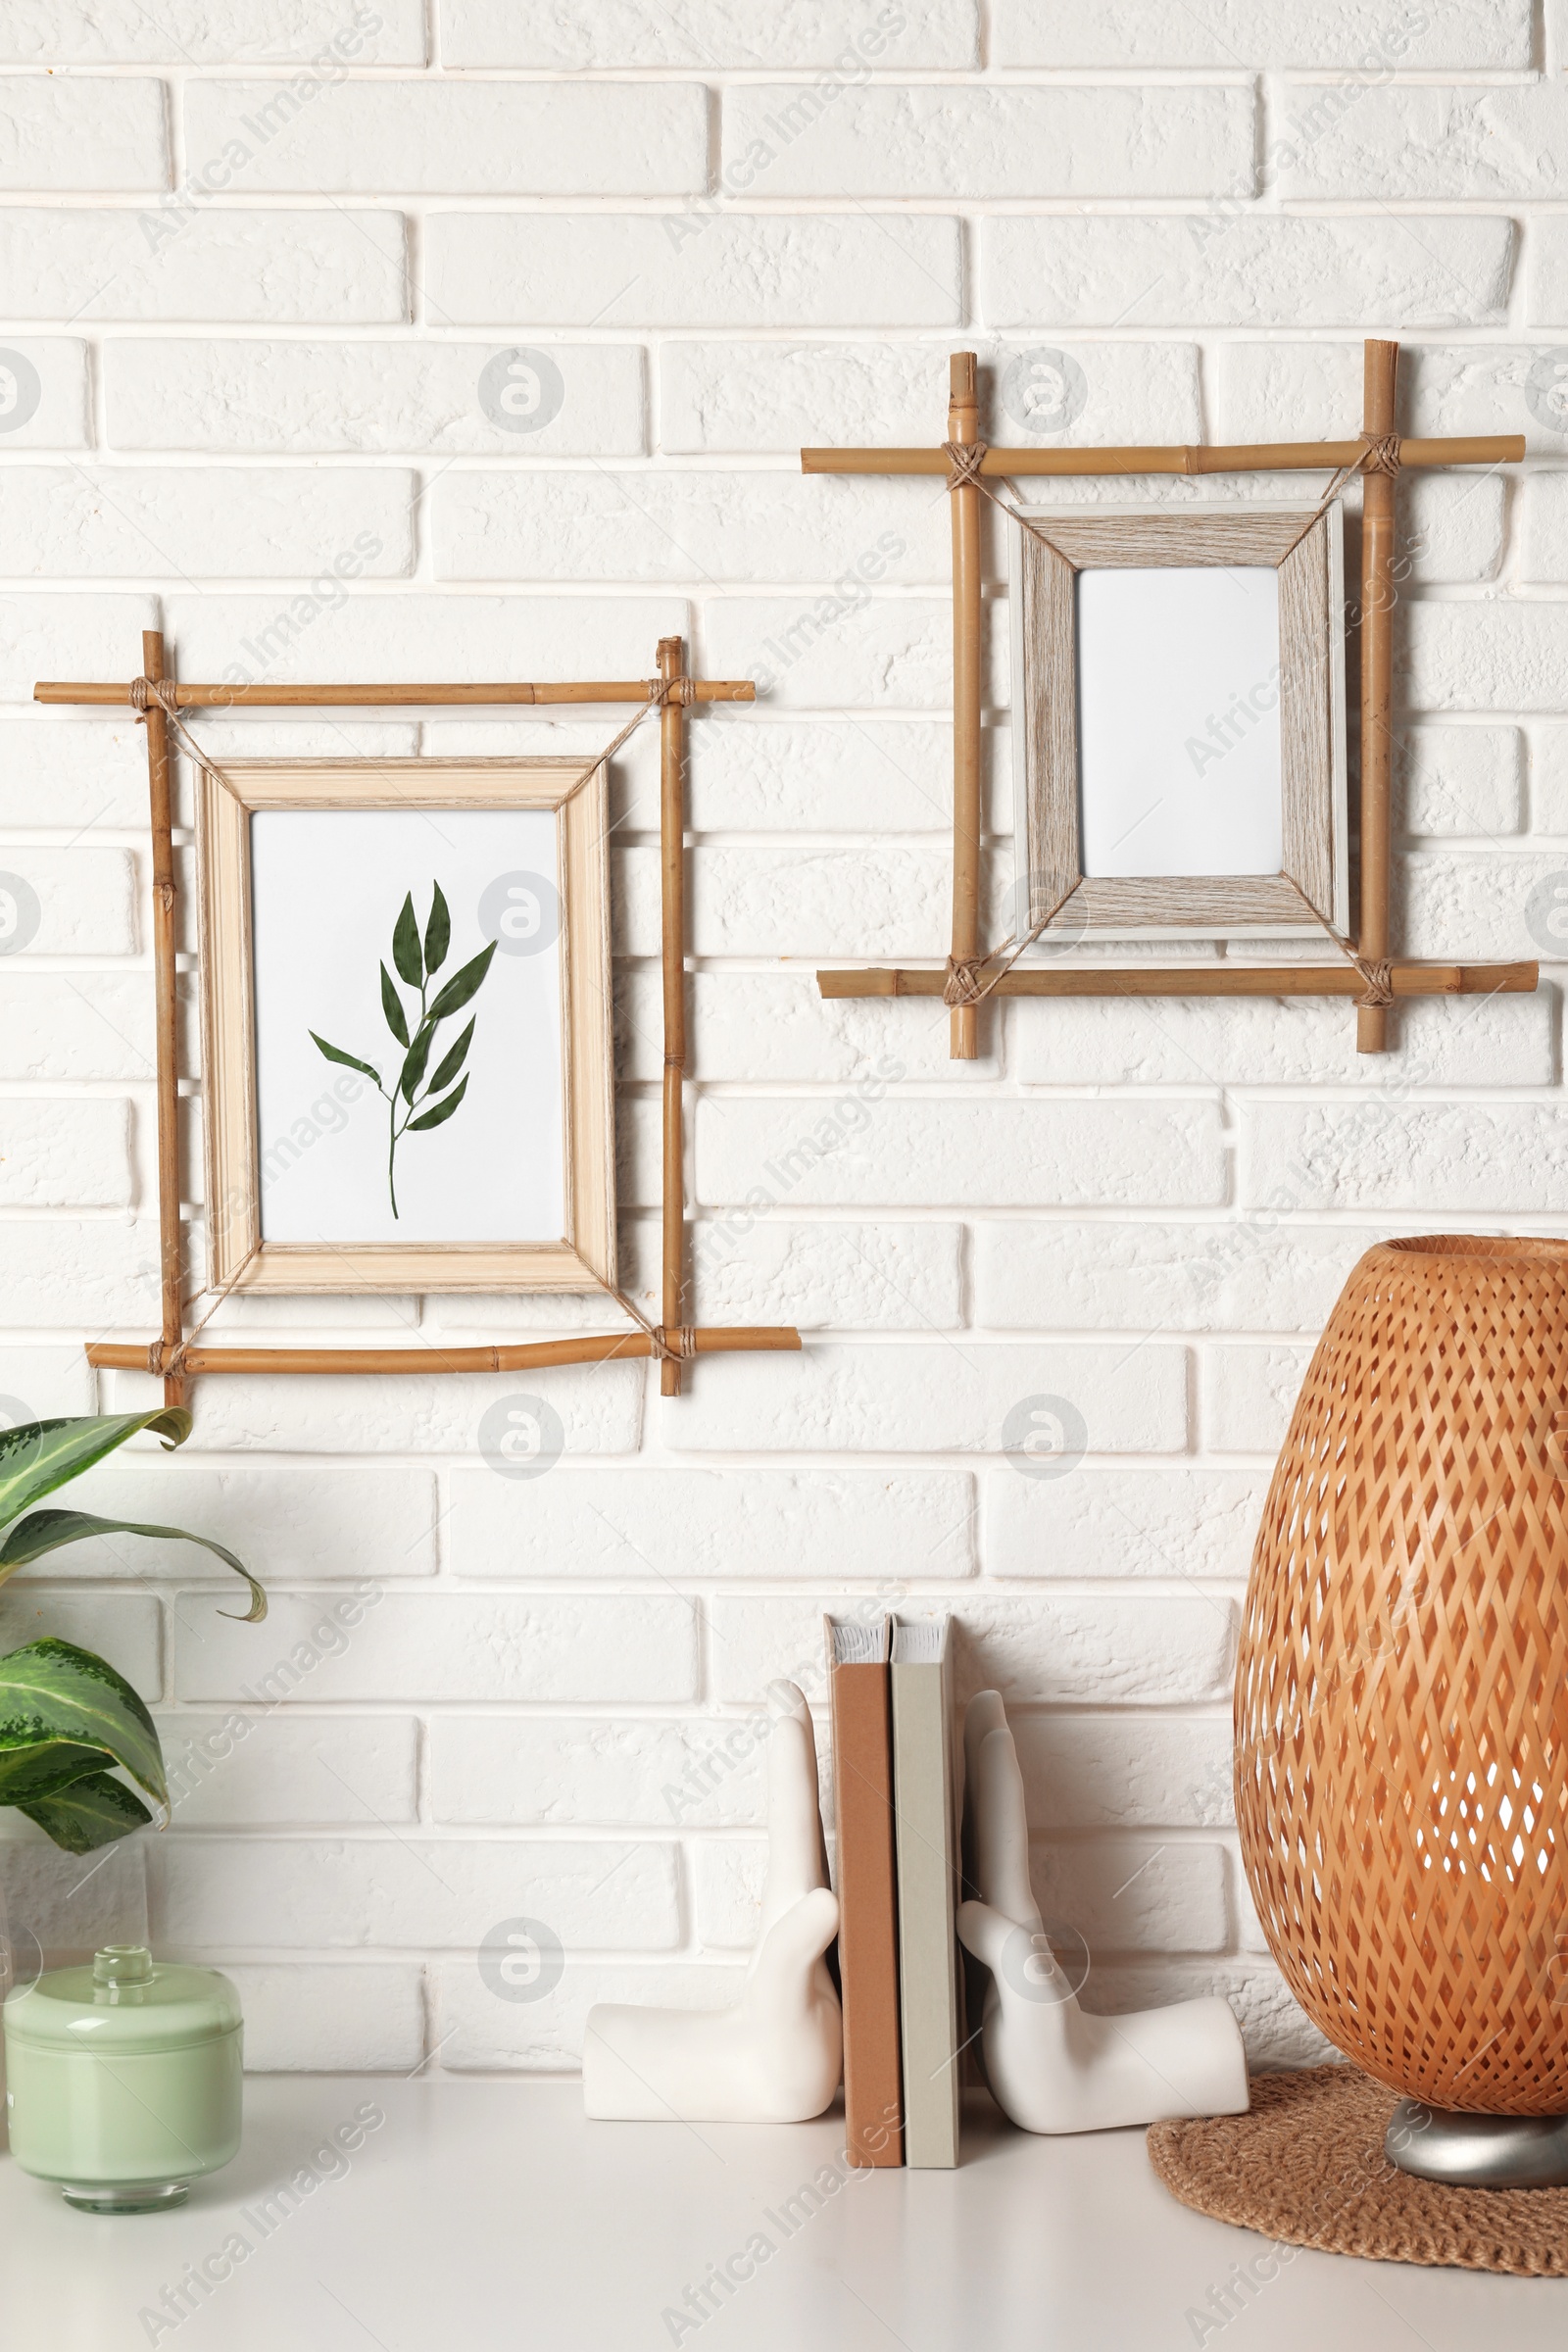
583, 1680, 842, 2123
956, 1690, 1250, 2133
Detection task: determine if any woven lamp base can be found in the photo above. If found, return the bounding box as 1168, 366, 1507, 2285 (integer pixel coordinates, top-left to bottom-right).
1148, 2067, 1568, 2278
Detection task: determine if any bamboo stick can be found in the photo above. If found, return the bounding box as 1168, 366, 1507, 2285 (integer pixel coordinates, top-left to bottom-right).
815, 961, 1538, 1002
35, 678, 755, 709
949, 352, 983, 1061
84, 1328, 803, 1378
800, 434, 1522, 477
1358, 340, 1399, 1054
140, 629, 187, 1413
659, 635, 688, 1398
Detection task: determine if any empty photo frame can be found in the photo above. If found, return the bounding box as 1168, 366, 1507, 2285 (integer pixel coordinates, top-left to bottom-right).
195, 760, 615, 1294
1009, 504, 1348, 940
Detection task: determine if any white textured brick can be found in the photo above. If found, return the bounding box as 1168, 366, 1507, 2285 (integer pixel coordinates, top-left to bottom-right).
1007, 990, 1548, 1089
158, 1712, 418, 1826
710, 1593, 1234, 1706
225, 1964, 425, 2071
113, 1365, 643, 1457
1283, 82, 1568, 202
149, 1834, 679, 1950
0, 1217, 159, 1326
106, 339, 646, 456
723, 83, 1252, 198
1399, 724, 1523, 835
0, 1343, 93, 1419
662, 339, 1198, 455
0, 209, 407, 322
687, 1216, 964, 1331
0, 1591, 160, 1695
0, 466, 412, 577
982, 215, 1515, 328
428, 213, 960, 328
986, 1467, 1264, 1583
697, 1097, 1225, 1208
994, 0, 1530, 67
1400, 471, 1504, 584
435, 469, 943, 585
0, 1096, 129, 1206
1529, 220, 1568, 324
431, 1716, 769, 1828
443, 1, 975, 67
1011, 1718, 1234, 1830
0, 716, 150, 825
0, 338, 88, 446
1403, 601, 1568, 711
44, 1462, 437, 1582
0, 74, 167, 188
1402, 344, 1566, 454
0, 592, 157, 702
1397, 847, 1568, 959
0, 974, 151, 1080
1202, 1343, 1311, 1454
673, 972, 997, 1085
974, 1220, 1395, 1334
1035, 1839, 1227, 1955
163, 592, 685, 688
1522, 473, 1568, 584
1087, 1959, 1335, 2069
0, 1832, 147, 1961
436, 1956, 739, 2071
1214, 340, 1360, 443
1243, 1101, 1568, 1211
666, 1340, 1187, 1454
450, 1464, 973, 1582
1532, 724, 1568, 830
186, 78, 706, 194
0, 847, 135, 954
0, 4, 426, 63
704, 592, 957, 709
693, 843, 949, 955
172, 1590, 696, 1703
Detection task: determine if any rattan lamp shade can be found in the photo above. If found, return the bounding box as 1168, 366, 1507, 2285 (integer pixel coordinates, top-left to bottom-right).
1236, 1236, 1568, 2114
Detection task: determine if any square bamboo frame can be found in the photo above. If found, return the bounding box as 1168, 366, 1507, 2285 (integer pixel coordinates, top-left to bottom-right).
805, 340, 1536, 1059
36, 632, 799, 1408
198, 758, 616, 1298
1011, 503, 1348, 938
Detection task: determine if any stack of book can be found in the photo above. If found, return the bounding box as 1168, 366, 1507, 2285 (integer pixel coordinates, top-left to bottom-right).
824, 1612, 961, 2169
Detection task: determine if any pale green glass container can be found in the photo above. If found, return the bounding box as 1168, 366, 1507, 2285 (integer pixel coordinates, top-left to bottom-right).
3, 1943, 242, 2213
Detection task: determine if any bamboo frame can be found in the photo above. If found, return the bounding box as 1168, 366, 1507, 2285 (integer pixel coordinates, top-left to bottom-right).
40, 634, 796, 1404
803, 342, 1531, 1058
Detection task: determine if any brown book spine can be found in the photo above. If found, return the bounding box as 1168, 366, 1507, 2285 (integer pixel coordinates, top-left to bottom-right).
830, 1653, 904, 2168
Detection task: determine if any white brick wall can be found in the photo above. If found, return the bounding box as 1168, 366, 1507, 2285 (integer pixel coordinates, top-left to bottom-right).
5, 7, 1563, 2081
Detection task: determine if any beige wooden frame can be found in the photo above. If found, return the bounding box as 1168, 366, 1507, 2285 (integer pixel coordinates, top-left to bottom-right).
1010, 504, 1348, 939
197, 758, 615, 1297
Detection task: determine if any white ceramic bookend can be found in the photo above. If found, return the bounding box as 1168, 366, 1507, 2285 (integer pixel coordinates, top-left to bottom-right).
956, 1690, 1250, 2133
583, 1680, 842, 2123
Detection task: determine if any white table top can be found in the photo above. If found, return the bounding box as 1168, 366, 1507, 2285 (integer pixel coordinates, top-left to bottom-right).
3, 2079, 1564, 2351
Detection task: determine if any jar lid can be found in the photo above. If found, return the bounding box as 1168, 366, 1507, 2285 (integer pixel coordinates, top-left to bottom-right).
2, 1945, 242, 2054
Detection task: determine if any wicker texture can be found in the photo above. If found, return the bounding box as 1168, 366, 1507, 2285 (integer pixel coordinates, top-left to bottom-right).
1236, 1237, 1568, 2114
1149, 2066, 1568, 2277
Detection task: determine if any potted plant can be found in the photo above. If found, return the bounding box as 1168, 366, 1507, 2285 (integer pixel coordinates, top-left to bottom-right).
0, 1411, 265, 1854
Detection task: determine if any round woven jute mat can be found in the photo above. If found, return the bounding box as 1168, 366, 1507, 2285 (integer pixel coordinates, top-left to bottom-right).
1147, 2065, 1568, 2278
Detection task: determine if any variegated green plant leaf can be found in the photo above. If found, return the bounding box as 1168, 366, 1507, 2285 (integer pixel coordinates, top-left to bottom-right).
0, 1510, 265, 1621
0, 1639, 167, 1815
20, 1770, 153, 1854
0, 1410, 189, 1534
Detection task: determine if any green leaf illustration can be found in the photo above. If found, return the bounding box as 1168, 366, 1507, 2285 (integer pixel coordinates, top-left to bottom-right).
311, 1032, 380, 1086
407, 1074, 468, 1132
428, 941, 498, 1022
424, 881, 451, 976
309, 883, 495, 1219
380, 961, 410, 1047
426, 1016, 474, 1098
399, 1020, 436, 1105
392, 891, 422, 987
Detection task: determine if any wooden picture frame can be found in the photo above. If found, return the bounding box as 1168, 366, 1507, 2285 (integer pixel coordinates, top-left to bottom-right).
1009, 503, 1348, 940
196, 759, 615, 1296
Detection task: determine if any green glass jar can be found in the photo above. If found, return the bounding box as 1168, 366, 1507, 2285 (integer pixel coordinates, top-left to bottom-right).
3, 1943, 242, 2213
